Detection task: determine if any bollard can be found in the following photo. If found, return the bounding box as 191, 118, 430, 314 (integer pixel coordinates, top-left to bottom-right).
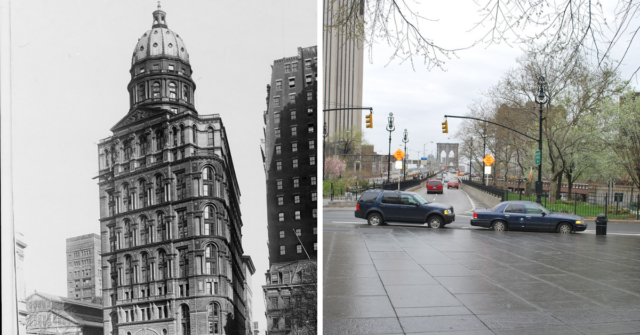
595, 213, 608, 236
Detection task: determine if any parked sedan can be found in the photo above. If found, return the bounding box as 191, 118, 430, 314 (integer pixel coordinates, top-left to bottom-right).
426, 180, 443, 194
447, 180, 459, 189
471, 201, 587, 233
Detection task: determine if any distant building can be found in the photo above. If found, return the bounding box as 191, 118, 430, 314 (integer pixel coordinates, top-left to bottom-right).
66, 234, 102, 304
95, 5, 252, 335
261, 47, 318, 335
25, 292, 102, 335
253, 321, 260, 335
16, 232, 28, 334
323, 0, 365, 139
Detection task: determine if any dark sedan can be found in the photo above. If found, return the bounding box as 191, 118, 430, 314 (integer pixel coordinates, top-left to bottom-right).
471, 201, 587, 233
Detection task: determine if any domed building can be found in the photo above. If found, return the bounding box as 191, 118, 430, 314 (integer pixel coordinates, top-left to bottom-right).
95, 6, 255, 335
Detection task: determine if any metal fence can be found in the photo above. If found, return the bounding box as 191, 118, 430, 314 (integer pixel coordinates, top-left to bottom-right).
463, 180, 640, 219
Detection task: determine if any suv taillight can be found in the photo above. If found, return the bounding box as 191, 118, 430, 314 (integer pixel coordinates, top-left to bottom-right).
473, 212, 478, 219
356, 204, 360, 211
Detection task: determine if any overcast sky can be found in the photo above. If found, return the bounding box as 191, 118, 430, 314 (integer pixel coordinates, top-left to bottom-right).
361, 1, 640, 166
9, 1, 315, 333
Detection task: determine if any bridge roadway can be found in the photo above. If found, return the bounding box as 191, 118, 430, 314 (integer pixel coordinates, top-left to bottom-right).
323, 173, 640, 334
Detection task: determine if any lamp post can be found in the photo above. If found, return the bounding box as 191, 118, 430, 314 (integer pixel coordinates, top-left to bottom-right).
481, 129, 487, 186
402, 129, 409, 181
386, 113, 395, 183
323, 122, 328, 180
535, 76, 548, 204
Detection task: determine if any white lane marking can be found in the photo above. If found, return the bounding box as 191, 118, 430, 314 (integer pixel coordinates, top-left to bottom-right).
456, 215, 472, 218
581, 231, 640, 236
332, 221, 362, 224
461, 189, 476, 212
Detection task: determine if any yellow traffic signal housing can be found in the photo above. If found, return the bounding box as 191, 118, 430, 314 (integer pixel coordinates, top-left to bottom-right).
442, 120, 448, 133
365, 113, 373, 128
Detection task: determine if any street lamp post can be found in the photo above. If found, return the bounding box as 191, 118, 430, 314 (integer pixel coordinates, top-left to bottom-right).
386, 113, 395, 183
323, 122, 328, 180
481, 129, 487, 186
402, 129, 409, 181
535, 76, 548, 204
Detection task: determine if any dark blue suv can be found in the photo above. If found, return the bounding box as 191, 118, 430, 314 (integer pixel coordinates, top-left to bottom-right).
354, 190, 455, 228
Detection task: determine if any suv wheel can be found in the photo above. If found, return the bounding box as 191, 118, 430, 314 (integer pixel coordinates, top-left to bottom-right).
368, 213, 383, 226
428, 216, 443, 228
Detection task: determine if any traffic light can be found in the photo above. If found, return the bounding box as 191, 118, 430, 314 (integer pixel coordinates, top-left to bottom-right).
365, 113, 373, 128
442, 120, 448, 133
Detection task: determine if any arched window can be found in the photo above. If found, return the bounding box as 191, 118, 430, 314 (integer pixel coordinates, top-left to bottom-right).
138, 179, 148, 208
122, 184, 132, 211
179, 249, 189, 277
158, 249, 167, 280
138, 84, 145, 102
141, 252, 149, 283
181, 305, 191, 335
180, 125, 185, 145
125, 255, 133, 285
139, 135, 148, 156
203, 206, 215, 236
140, 216, 149, 244
169, 82, 177, 99
183, 85, 190, 103
203, 167, 214, 197
173, 127, 179, 147
205, 245, 217, 275
156, 129, 165, 151
207, 304, 221, 334
192, 125, 197, 144
207, 128, 214, 146
124, 140, 132, 161
155, 175, 165, 204
152, 82, 161, 98
124, 220, 133, 248
157, 212, 166, 242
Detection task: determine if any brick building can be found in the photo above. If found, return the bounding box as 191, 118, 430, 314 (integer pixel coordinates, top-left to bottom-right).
66, 234, 103, 304
261, 47, 318, 335
95, 5, 253, 335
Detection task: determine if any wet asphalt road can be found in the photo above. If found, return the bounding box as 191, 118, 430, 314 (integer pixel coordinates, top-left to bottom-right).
323, 182, 640, 334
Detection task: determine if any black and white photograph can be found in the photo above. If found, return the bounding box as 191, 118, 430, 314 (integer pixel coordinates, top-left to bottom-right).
2, 1, 316, 334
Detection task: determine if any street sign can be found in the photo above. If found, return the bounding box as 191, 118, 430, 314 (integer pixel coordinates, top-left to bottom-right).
535, 150, 541, 165
485, 166, 491, 174
395, 161, 403, 169
421, 157, 427, 160
483, 154, 495, 166
615, 193, 623, 202
393, 149, 405, 161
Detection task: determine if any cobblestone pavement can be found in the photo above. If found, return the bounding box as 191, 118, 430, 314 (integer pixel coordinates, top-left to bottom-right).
323, 223, 640, 334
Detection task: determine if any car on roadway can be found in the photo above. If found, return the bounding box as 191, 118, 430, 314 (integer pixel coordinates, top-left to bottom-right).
426, 180, 443, 194
471, 201, 587, 233
443, 177, 450, 183
447, 179, 459, 189
354, 190, 455, 228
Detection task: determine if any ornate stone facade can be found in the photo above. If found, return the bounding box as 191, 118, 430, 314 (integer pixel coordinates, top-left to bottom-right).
96, 6, 253, 335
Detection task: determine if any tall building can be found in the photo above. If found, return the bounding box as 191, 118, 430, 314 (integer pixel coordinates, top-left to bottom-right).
66, 234, 102, 304
323, 0, 365, 139
95, 6, 252, 335
261, 47, 318, 334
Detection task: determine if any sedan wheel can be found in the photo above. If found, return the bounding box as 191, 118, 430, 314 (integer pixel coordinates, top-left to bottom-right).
368, 213, 383, 226
428, 216, 443, 228
493, 221, 506, 232
557, 223, 572, 234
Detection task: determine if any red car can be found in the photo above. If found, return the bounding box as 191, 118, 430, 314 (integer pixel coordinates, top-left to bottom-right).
447, 180, 459, 189
427, 180, 443, 194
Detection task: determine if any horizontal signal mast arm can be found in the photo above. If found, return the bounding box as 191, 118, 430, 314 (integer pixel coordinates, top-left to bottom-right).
323, 107, 373, 112
444, 115, 539, 142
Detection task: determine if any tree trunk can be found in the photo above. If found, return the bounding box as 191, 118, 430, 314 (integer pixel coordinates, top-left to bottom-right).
556, 172, 563, 200
566, 171, 574, 199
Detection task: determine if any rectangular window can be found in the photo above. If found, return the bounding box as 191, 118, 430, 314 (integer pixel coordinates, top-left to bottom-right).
307, 107, 314, 115
168, 64, 175, 71
313, 227, 317, 234
279, 213, 284, 222
276, 161, 282, 171
295, 211, 301, 220
275, 80, 282, 90
305, 75, 312, 85
275, 129, 281, 139
295, 229, 301, 236
291, 111, 296, 120
305, 59, 311, 69
314, 243, 317, 250
292, 159, 298, 168
307, 92, 313, 101
275, 145, 281, 155
280, 245, 285, 255
293, 178, 299, 188
309, 140, 314, 149
277, 180, 283, 190
296, 245, 302, 253
294, 195, 300, 203
207, 282, 212, 294
277, 195, 283, 206
291, 126, 297, 137
289, 93, 295, 102
274, 96, 280, 107
311, 176, 316, 185
279, 231, 285, 238
274, 112, 280, 125
292, 143, 298, 152
288, 77, 295, 88
284, 64, 291, 73
312, 192, 317, 201
310, 156, 316, 165
313, 208, 317, 218
308, 125, 314, 133
292, 62, 298, 71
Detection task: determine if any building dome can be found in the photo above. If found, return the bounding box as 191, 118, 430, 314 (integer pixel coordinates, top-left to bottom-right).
131, 5, 189, 65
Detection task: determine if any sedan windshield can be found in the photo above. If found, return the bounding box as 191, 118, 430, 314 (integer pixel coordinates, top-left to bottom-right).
414, 194, 429, 204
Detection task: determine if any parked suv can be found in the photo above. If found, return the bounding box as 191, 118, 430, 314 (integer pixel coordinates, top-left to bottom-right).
427, 180, 443, 194
354, 190, 455, 228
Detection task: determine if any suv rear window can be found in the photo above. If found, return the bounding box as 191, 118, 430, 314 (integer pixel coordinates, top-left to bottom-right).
358, 192, 379, 203
428, 181, 442, 186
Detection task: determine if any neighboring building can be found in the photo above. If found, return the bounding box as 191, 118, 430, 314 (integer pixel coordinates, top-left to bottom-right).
253, 321, 259, 335
25, 292, 102, 335
95, 5, 252, 335
66, 234, 102, 304
243, 256, 256, 335
16, 232, 28, 335
261, 47, 318, 335
323, 0, 365, 140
